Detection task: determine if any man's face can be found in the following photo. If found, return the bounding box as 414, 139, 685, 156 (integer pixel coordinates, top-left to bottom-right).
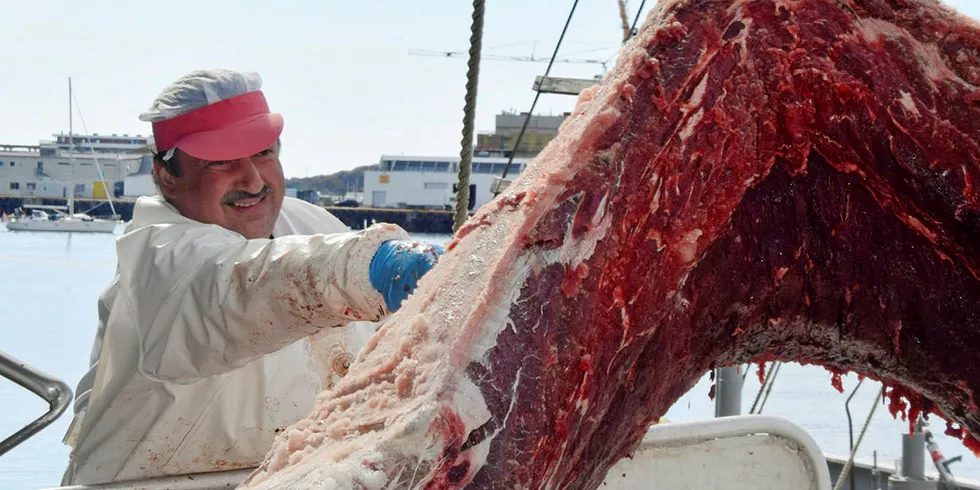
154, 144, 286, 239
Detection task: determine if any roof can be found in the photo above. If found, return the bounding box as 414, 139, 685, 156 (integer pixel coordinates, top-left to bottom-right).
0, 151, 40, 158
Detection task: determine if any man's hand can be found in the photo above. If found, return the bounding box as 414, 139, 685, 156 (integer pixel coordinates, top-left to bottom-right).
369, 240, 444, 313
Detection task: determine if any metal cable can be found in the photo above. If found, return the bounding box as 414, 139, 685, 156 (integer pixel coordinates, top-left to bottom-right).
453, 0, 486, 234
628, 0, 649, 41
843, 378, 866, 490
755, 361, 782, 414
833, 387, 884, 490
749, 362, 779, 414
494, 0, 581, 193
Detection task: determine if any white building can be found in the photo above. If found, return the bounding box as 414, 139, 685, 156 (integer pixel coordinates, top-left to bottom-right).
0, 133, 151, 199
362, 155, 531, 210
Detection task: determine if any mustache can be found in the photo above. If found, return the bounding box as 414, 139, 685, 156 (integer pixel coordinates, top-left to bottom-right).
223, 185, 272, 205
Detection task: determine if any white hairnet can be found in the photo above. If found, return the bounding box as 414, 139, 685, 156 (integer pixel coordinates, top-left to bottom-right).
139, 69, 263, 123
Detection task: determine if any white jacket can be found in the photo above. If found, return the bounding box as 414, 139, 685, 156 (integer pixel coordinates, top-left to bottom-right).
61, 195, 407, 485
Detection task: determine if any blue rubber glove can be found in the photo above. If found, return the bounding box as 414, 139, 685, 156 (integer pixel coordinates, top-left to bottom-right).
369, 240, 444, 313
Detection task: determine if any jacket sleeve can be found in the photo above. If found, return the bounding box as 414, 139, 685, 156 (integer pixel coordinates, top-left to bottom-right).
116, 222, 408, 384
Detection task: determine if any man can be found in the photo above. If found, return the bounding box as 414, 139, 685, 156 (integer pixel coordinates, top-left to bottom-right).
60, 69, 442, 485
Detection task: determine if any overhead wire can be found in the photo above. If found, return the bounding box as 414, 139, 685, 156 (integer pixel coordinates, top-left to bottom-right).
493, 0, 582, 193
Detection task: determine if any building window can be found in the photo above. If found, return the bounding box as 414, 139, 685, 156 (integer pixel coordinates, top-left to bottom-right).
9, 182, 19, 190
26, 182, 36, 190
9, 162, 14, 166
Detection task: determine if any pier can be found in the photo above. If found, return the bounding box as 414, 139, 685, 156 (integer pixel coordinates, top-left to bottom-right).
323, 206, 456, 234
0, 195, 136, 221
1, 196, 458, 235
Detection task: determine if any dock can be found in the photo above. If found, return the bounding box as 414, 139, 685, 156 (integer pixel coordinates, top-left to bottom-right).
1, 196, 458, 235
0, 195, 136, 221
322, 206, 456, 234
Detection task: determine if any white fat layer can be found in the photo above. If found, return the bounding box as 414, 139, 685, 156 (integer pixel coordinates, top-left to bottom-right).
857, 18, 964, 85
461, 364, 527, 471
898, 91, 920, 116
467, 254, 535, 365
557, 193, 614, 269
678, 107, 705, 142
449, 375, 494, 477
455, 193, 615, 469
689, 72, 710, 108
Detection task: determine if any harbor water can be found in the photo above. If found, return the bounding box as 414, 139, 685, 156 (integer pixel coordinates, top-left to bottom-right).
1, 226, 978, 489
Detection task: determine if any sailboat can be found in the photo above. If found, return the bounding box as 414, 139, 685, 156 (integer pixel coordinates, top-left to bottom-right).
5, 199, 118, 233
5, 78, 121, 234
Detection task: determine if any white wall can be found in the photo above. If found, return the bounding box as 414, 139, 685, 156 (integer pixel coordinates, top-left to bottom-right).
0, 179, 68, 198
0, 152, 142, 197
123, 174, 158, 198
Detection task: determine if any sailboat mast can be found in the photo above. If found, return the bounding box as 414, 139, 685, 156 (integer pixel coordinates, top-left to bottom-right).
68, 77, 74, 214
69, 77, 73, 154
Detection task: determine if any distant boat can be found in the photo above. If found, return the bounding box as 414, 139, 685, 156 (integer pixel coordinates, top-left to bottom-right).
5, 200, 117, 233
6, 77, 121, 234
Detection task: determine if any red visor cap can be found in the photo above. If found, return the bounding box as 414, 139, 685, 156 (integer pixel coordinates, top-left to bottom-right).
151, 90, 284, 161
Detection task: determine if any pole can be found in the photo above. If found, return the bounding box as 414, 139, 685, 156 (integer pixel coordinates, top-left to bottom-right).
714, 366, 742, 417
69, 77, 73, 154
69, 77, 75, 213
902, 429, 927, 481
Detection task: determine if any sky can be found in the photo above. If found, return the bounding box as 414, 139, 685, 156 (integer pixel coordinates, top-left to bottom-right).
1, 1, 978, 179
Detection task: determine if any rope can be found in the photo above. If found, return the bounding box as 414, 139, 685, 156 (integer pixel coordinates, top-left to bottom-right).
833, 386, 884, 490
453, 0, 486, 234
494, 0, 581, 193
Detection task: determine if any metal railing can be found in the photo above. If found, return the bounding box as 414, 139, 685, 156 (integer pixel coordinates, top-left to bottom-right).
0, 348, 73, 457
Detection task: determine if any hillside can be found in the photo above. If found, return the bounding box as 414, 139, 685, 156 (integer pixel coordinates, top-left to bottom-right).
286, 164, 376, 196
